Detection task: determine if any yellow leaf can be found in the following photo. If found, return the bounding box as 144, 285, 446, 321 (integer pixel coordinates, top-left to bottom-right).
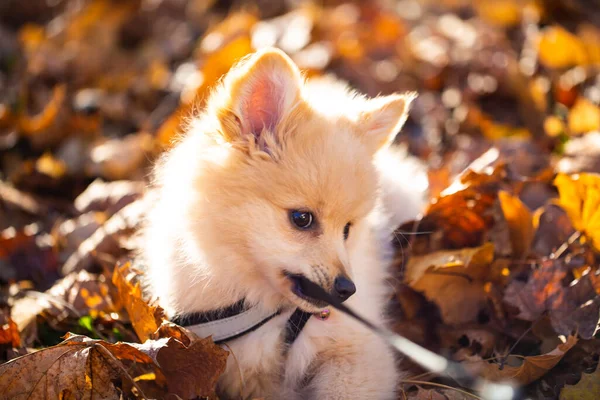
569, 97, 600, 135
36, 152, 67, 179
498, 191, 534, 257
538, 26, 588, 69
555, 173, 600, 250
560, 363, 600, 400
481, 118, 530, 140
544, 115, 565, 137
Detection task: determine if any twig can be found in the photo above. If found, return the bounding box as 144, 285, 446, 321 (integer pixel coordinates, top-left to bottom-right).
399, 380, 484, 400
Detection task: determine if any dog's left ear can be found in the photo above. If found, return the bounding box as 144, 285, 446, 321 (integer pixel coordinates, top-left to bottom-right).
216, 48, 302, 147
357, 92, 416, 154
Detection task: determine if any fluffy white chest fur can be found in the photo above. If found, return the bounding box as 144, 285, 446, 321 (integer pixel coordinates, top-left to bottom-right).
140, 48, 427, 399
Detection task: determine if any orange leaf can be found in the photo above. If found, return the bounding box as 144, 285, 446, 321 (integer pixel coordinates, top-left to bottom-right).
18, 84, 66, 136
498, 191, 534, 258
112, 262, 164, 343
0, 313, 20, 348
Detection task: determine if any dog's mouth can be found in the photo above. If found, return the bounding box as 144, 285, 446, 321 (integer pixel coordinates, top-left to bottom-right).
284, 272, 329, 309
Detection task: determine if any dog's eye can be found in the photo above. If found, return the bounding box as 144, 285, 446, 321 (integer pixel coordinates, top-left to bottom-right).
343, 222, 351, 240
290, 210, 314, 229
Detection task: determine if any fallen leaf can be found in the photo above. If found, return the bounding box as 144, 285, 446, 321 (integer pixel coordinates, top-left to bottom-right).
155, 337, 228, 399
560, 363, 600, 400
86, 132, 154, 180
112, 261, 164, 343
62, 197, 148, 274
504, 260, 600, 339
46, 270, 116, 316
462, 335, 578, 385
405, 243, 494, 324
538, 26, 588, 69
0, 311, 20, 349
498, 191, 534, 258
74, 179, 145, 215
0, 334, 156, 399
554, 173, 600, 251
531, 204, 577, 257
569, 98, 600, 135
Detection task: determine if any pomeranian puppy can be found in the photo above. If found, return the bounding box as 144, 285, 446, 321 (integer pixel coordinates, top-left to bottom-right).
141, 48, 426, 399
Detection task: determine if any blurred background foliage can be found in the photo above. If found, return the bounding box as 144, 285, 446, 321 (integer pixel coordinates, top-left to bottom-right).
2, 0, 600, 399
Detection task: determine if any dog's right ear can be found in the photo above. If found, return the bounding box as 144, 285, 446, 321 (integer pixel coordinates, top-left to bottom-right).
213, 48, 303, 149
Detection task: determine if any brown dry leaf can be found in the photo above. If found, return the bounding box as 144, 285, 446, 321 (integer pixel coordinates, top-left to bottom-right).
560, 363, 600, 400
53, 212, 106, 260
498, 191, 534, 258
112, 261, 164, 343
405, 243, 494, 324
73, 179, 145, 215
554, 173, 600, 251
62, 197, 148, 274
504, 260, 600, 339
46, 270, 116, 316
0, 333, 157, 399
462, 335, 578, 385
417, 151, 513, 255
422, 176, 499, 250
86, 132, 154, 181
531, 204, 577, 257
155, 337, 228, 399
0, 226, 59, 289
569, 98, 600, 135
151, 321, 192, 346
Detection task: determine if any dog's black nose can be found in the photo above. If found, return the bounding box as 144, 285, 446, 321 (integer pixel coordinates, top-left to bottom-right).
333, 276, 356, 301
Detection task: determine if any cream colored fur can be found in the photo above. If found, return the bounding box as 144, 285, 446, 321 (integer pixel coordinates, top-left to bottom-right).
141, 48, 427, 399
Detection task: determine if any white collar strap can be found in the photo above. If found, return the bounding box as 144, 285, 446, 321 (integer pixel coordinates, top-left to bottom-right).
171, 300, 315, 345
171, 300, 281, 343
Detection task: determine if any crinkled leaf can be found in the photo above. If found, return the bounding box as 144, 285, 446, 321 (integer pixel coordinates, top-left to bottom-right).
462, 335, 578, 385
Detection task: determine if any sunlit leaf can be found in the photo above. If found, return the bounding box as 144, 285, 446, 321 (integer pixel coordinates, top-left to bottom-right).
555, 173, 600, 250
568, 97, 600, 135
538, 26, 588, 69
498, 191, 533, 257
112, 262, 164, 343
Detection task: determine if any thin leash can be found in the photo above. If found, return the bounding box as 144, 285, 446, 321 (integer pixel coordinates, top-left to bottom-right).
294, 275, 517, 400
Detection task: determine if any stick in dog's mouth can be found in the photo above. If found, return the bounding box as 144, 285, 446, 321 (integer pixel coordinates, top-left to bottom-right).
284, 271, 329, 308
294, 274, 517, 400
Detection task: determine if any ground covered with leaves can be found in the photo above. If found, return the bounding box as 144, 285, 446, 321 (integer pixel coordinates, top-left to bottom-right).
1, 0, 600, 399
